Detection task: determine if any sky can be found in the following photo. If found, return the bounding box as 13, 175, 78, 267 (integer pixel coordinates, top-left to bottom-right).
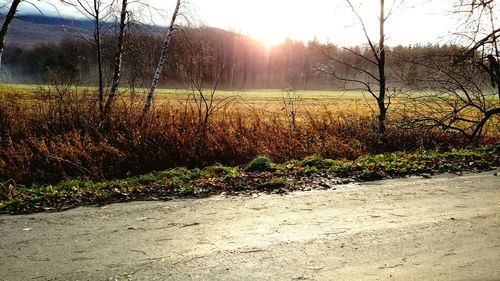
184, 0, 456, 47
17, 0, 457, 47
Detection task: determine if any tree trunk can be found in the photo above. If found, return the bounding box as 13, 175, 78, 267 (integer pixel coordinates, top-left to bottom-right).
94, 0, 104, 114
0, 0, 21, 68
103, 0, 128, 117
377, 99, 387, 137
471, 108, 500, 145
377, 0, 387, 141
140, 0, 181, 121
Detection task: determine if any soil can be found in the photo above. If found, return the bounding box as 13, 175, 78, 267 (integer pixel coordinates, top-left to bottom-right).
1, 169, 499, 280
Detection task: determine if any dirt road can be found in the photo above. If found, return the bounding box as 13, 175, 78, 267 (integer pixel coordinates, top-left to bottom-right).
1, 170, 499, 281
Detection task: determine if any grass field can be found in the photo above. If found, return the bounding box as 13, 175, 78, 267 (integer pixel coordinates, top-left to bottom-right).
0, 83, 427, 114
0, 83, 497, 186
0, 83, 376, 101
155, 88, 369, 99
0, 83, 378, 116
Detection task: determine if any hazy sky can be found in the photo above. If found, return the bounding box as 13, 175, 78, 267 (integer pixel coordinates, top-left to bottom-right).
19, 0, 457, 47
184, 0, 456, 47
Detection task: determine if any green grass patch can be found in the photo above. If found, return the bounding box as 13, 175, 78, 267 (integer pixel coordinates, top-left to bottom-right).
257, 178, 289, 190
244, 156, 276, 172
1, 145, 498, 214
302, 154, 336, 169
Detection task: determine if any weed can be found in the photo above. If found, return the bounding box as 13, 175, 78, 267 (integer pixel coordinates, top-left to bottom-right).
203, 164, 240, 180
257, 178, 288, 190
0, 145, 498, 214
297, 166, 319, 176
356, 170, 386, 181
330, 160, 354, 174
137, 174, 157, 184
0, 86, 497, 190
244, 156, 276, 172
302, 154, 336, 169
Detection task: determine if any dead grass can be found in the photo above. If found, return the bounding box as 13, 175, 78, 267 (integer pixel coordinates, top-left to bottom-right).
0, 87, 487, 185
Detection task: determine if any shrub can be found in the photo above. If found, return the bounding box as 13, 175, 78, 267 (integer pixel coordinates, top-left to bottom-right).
302, 154, 336, 169
203, 164, 240, 180
137, 173, 157, 184
244, 156, 275, 172
257, 178, 288, 189
0, 87, 491, 185
356, 170, 385, 181
297, 166, 319, 176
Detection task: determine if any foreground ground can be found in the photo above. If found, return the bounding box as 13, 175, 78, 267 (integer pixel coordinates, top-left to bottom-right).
1, 169, 499, 281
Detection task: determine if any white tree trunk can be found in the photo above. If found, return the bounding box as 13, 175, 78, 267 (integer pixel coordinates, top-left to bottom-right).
103, 0, 128, 117
0, 0, 21, 68
141, 0, 181, 120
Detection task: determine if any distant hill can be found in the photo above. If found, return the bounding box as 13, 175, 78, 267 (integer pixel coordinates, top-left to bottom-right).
4, 14, 93, 47
3, 14, 170, 48
16, 14, 95, 30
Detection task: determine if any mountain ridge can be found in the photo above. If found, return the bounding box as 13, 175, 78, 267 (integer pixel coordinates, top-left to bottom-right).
3, 14, 246, 48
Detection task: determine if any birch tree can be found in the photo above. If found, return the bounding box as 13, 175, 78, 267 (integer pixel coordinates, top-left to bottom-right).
140, 0, 181, 121
0, 0, 22, 68
103, 0, 127, 117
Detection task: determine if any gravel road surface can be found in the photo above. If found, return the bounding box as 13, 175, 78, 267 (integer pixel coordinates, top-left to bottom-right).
1, 170, 499, 280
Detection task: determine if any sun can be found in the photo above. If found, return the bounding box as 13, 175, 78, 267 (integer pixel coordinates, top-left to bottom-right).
250, 25, 290, 49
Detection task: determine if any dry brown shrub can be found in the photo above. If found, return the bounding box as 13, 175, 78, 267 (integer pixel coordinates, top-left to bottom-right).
0, 88, 479, 184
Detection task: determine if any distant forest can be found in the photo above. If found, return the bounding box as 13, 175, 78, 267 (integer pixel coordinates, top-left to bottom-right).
3, 22, 462, 90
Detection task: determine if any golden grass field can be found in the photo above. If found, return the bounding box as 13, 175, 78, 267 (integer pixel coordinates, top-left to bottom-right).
0, 84, 381, 123
1, 83, 497, 125
0, 83, 497, 185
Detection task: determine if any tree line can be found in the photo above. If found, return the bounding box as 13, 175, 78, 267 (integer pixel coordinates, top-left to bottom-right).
2, 26, 467, 90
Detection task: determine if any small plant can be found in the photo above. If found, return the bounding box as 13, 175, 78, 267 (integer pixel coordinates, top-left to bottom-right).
244, 156, 276, 172
137, 173, 158, 184
330, 160, 353, 174
58, 179, 81, 192
203, 164, 240, 180
281, 88, 303, 130
297, 166, 319, 176
1, 145, 499, 214
302, 154, 336, 169
257, 178, 288, 190
285, 159, 300, 166
471, 159, 489, 169
356, 170, 385, 181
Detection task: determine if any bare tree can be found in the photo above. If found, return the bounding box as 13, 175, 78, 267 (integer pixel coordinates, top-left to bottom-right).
185, 68, 228, 140
91, 0, 105, 114
182, 64, 239, 158
281, 88, 302, 131
140, 0, 181, 121
322, 0, 402, 142
0, 0, 22, 68
450, 0, 500, 143
103, 0, 127, 117
398, 0, 500, 144
401, 55, 499, 143
63, 0, 115, 114
457, 0, 500, 97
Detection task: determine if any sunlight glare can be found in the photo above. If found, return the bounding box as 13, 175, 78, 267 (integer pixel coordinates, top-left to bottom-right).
145, 0, 454, 47
26, 0, 456, 47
